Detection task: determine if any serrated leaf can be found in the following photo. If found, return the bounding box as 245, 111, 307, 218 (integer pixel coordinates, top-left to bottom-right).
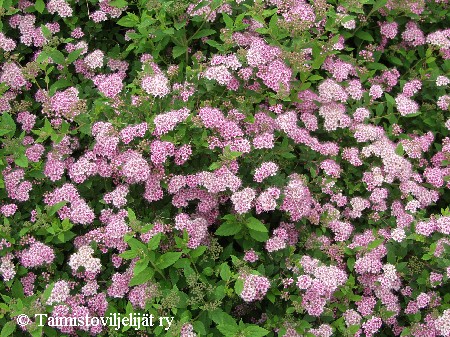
158, 252, 182, 269
117, 13, 139, 27
192, 29, 216, 40
216, 222, 242, 236
403, 112, 421, 118
119, 250, 139, 259
385, 93, 395, 106
247, 217, 268, 232
35, 0, 45, 13
1, 321, 16, 337
42, 283, 54, 302
219, 263, 231, 281
347, 257, 355, 271
210, 309, 238, 328
67, 48, 83, 63
14, 154, 28, 168
48, 201, 68, 216
222, 13, 233, 28
243, 326, 269, 337
129, 267, 154, 286
234, 278, 244, 296
395, 143, 404, 156
367, 238, 384, 250
48, 50, 65, 65
49, 79, 72, 96
355, 31, 374, 41
172, 45, 187, 59
248, 229, 269, 242
133, 257, 149, 275
109, 0, 127, 7
127, 237, 147, 252
147, 233, 161, 251
0, 113, 16, 137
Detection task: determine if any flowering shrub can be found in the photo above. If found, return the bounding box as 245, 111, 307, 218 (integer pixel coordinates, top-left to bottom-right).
2, 0, 450, 336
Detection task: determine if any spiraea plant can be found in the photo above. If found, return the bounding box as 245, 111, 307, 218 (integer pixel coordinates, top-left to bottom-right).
1, 0, 450, 336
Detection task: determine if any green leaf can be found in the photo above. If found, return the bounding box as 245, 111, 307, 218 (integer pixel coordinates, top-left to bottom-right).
48, 201, 68, 216
40, 25, 52, 39
217, 324, 239, 337
190, 246, 207, 258
48, 50, 65, 65
47, 49, 66, 64
158, 252, 182, 269
210, 309, 238, 328
192, 29, 216, 40
243, 326, 269, 337
67, 48, 84, 64
127, 237, 147, 252
35, 0, 45, 13
248, 229, 269, 242
347, 257, 355, 271
367, 62, 388, 70
117, 13, 139, 27
173, 45, 187, 59
355, 31, 374, 41
219, 263, 231, 281
14, 154, 28, 168
222, 13, 234, 28
385, 93, 395, 106
403, 112, 421, 118
42, 283, 54, 303
247, 217, 268, 232
206, 40, 224, 51
1, 321, 16, 337
373, 0, 387, 11
49, 79, 72, 96
234, 279, 244, 296
109, 0, 128, 7
119, 250, 138, 259
367, 238, 384, 250
216, 222, 242, 236
395, 143, 404, 156
0, 113, 16, 138
133, 257, 149, 276
129, 267, 154, 286
147, 233, 161, 251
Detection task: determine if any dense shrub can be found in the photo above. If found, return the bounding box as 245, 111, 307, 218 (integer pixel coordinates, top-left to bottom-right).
1, 0, 450, 336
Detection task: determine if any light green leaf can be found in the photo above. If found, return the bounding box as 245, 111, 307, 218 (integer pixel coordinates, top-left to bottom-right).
247, 217, 268, 232
48, 50, 65, 65
192, 29, 216, 40
243, 326, 269, 337
216, 222, 242, 236
129, 267, 154, 286
1, 321, 16, 337
35, 0, 45, 13
158, 252, 182, 269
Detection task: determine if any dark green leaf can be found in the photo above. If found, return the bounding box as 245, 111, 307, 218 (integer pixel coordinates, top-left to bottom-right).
247, 217, 268, 232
